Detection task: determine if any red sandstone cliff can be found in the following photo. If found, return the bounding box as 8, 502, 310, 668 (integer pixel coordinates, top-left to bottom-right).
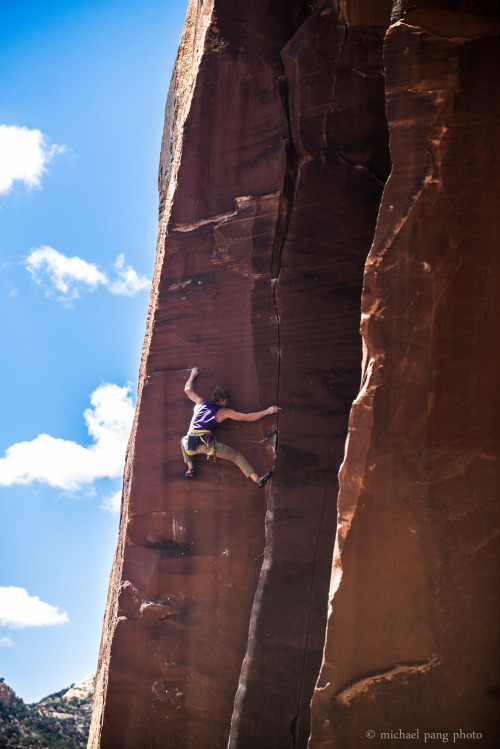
88, 2, 500, 748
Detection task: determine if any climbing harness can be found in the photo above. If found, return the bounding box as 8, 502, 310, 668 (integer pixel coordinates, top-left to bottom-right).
184, 429, 217, 459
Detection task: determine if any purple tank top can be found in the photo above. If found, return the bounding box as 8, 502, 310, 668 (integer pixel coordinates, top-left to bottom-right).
189, 402, 222, 434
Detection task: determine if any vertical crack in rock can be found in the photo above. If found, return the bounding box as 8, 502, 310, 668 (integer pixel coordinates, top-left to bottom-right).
271, 75, 298, 283
229, 3, 392, 746
270, 71, 298, 447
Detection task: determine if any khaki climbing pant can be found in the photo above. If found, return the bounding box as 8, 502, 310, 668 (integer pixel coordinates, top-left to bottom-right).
181, 437, 255, 478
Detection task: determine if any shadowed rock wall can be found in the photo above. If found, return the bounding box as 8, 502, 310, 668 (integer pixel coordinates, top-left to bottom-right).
88, 1, 500, 748
309, 2, 500, 748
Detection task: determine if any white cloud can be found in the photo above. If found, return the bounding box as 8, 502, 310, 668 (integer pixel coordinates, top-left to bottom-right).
108, 253, 151, 296
0, 636, 15, 647
101, 490, 122, 514
0, 124, 66, 195
25, 246, 108, 302
0, 587, 69, 629
24, 247, 150, 303
0, 383, 135, 491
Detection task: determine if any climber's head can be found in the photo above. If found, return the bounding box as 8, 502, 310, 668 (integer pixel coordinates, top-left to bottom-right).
211, 385, 230, 407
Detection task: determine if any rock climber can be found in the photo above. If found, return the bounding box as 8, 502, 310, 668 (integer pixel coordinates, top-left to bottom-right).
181, 367, 278, 487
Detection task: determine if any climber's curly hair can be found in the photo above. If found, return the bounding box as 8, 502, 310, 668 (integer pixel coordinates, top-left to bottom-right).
211, 385, 230, 404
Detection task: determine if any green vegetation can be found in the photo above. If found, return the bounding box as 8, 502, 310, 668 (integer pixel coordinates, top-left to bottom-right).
0, 681, 92, 749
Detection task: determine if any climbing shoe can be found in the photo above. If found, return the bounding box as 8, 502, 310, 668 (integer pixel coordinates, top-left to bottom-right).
185, 469, 195, 479
256, 471, 272, 488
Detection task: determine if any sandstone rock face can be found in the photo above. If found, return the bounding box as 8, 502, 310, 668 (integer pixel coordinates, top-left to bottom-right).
308, 4, 500, 748
88, 2, 500, 748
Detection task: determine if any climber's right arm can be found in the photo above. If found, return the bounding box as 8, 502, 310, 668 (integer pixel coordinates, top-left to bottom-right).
184, 367, 204, 405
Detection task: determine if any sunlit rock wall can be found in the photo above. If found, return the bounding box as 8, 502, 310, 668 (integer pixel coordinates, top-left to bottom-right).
309, 2, 500, 748
88, 1, 500, 748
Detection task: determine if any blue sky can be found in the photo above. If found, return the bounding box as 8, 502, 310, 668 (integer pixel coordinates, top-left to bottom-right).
0, 0, 187, 703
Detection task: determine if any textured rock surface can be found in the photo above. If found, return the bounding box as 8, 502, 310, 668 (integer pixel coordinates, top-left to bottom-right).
309, 3, 500, 748
89, 1, 500, 748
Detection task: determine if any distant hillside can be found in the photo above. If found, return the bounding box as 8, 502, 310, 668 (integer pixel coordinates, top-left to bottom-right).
0, 673, 94, 749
